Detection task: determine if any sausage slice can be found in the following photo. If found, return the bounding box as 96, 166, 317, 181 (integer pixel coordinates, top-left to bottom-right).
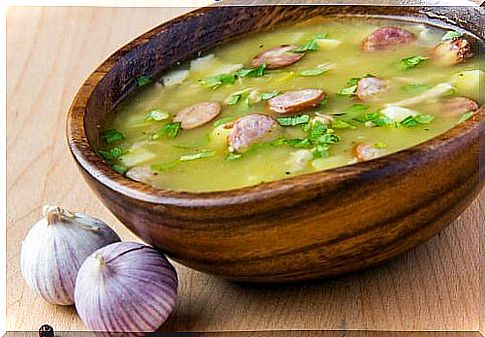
433, 38, 472, 66
251, 45, 304, 69
362, 27, 416, 52
356, 77, 389, 101
268, 89, 325, 114
173, 102, 221, 129
228, 114, 277, 152
352, 143, 386, 161
440, 97, 479, 117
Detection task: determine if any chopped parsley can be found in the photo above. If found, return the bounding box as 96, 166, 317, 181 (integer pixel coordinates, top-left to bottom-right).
136, 75, 151, 87
226, 93, 242, 105
226, 89, 262, 108
236, 64, 267, 78
319, 97, 329, 107
457, 111, 474, 124
200, 64, 266, 90
399, 56, 428, 70
225, 152, 243, 161
112, 164, 127, 174
299, 67, 329, 77
338, 85, 358, 97
442, 30, 463, 41
179, 150, 215, 161
308, 120, 328, 140
312, 143, 331, 158
347, 74, 375, 86
145, 109, 169, 122
354, 111, 393, 127
98, 147, 126, 161
151, 122, 181, 140
101, 129, 125, 144
261, 91, 279, 100
338, 75, 374, 97
213, 116, 235, 127
199, 73, 236, 89
293, 33, 328, 52
331, 117, 356, 129
305, 121, 340, 158
276, 114, 310, 126
345, 104, 370, 115
285, 138, 313, 149
398, 114, 435, 127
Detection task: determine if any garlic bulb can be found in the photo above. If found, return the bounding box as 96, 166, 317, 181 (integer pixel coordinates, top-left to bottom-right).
20, 206, 121, 305
75, 242, 178, 334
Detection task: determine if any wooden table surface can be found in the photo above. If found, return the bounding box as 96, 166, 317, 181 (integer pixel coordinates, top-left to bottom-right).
6, 6, 484, 333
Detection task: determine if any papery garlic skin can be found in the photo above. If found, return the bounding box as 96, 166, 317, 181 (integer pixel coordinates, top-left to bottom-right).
20, 206, 121, 305
74, 242, 178, 335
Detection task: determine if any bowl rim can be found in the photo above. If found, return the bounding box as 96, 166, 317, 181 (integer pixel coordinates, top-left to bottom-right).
66, 4, 483, 208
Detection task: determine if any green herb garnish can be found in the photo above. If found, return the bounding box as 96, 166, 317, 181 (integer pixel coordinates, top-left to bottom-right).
226, 152, 243, 161
345, 104, 370, 115
331, 117, 356, 129
276, 114, 310, 126
293, 33, 328, 52
312, 143, 330, 159
144, 109, 169, 122
101, 129, 125, 144
99, 147, 126, 160
199, 73, 236, 89
347, 74, 375, 86
338, 85, 358, 97
319, 97, 329, 107
136, 75, 151, 87
112, 164, 127, 174
261, 91, 279, 100
226, 94, 242, 105
306, 121, 340, 158
442, 30, 463, 41
457, 111, 474, 124
308, 120, 328, 140
399, 114, 435, 127
315, 133, 340, 144
179, 150, 215, 161
285, 138, 313, 149
400, 56, 428, 70
213, 117, 235, 127
200, 64, 267, 90
299, 68, 329, 77
236, 64, 267, 78
338, 75, 374, 97
354, 111, 393, 127
151, 122, 181, 140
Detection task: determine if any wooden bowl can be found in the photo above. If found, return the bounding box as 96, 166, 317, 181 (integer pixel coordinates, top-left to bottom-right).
66, 5, 484, 283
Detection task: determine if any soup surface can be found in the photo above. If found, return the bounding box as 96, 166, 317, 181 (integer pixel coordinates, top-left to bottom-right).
100, 18, 483, 192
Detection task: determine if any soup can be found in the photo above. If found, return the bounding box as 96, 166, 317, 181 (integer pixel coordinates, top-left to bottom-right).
99, 18, 482, 192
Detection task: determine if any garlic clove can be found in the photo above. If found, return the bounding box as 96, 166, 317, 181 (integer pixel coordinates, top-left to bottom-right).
20, 205, 121, 305
74, 242, 178, 335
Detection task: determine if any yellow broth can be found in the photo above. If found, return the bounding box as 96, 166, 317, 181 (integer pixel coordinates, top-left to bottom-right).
101, 19, 483, 192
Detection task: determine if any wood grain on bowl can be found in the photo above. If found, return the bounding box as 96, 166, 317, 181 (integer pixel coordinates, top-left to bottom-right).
67, 5, 484, 282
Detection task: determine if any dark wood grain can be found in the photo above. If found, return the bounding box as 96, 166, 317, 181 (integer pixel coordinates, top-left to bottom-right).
66, 5, 484, 282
